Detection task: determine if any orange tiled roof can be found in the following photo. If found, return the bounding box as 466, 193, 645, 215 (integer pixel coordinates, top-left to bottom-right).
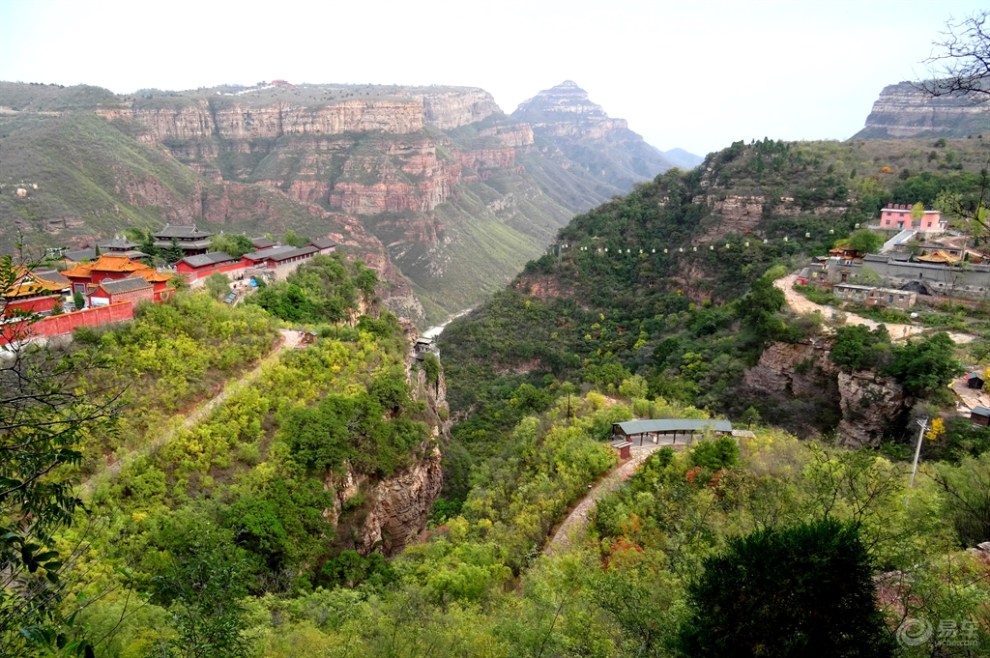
62, 255, 173, 285
916, 250, 962, 264
4, 268, 69, 299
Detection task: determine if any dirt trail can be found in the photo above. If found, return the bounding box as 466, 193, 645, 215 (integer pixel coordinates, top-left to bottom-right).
774, 274, 974, 344
80, 329, 304, 497
545, 444, 663, 556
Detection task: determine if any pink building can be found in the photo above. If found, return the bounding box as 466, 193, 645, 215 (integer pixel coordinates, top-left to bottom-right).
879, 204, 945, 232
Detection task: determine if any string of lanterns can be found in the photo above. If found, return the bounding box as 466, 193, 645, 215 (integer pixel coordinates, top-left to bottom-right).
548, 224, 862, 257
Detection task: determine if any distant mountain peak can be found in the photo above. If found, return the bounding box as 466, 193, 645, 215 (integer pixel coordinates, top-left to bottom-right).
511, 82, 674, 192
513, 81, 606, 119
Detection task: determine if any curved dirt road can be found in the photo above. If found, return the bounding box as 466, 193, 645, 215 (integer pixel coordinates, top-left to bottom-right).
545, 444, 662, 556
774, 274, 974, 344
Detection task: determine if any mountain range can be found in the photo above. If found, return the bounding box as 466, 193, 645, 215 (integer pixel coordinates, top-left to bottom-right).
0, 80, 684, 323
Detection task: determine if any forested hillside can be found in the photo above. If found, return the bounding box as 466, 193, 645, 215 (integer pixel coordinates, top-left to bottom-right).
441, 137, 990, 442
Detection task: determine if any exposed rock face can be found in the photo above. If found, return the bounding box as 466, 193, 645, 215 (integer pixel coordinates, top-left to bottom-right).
421, 88, 500, 130
512, 81, 673, 193
743, 339, 909, 443
835, 371, 907, 448
322, 343, 449, 556
693, 194, 848, 243
100, 98, 426, 142
853, 81, 989, 139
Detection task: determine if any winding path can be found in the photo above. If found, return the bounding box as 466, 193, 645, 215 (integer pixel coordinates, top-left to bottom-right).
80, 329, 304, 497
544, 444, 663, 556
774, 273, 974, 344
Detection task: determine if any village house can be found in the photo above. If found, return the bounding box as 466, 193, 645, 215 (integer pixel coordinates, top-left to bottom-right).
966, 371, 985, 390
832, 283, 918, 309
878, 204, 946, 232
971, 406, 990, 427
611, 419, 734, 446
310, 238, 337, 255
62, 247, 99, 264
824, 254, 990, 300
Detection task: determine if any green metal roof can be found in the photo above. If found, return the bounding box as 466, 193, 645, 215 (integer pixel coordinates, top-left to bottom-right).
613, 419, 733, 434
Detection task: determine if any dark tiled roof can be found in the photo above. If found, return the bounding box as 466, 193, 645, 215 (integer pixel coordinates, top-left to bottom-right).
97, 276, 153, 295
242, 245, 296, 261
64, 248, 97, 262
613, 419, 733, 434
268, 246, 317, 262
153, 224, 213, 239
180, 252, 236, 268
251, 237, 276, 249
310, 238, 336, 250
32, 268, 70, 285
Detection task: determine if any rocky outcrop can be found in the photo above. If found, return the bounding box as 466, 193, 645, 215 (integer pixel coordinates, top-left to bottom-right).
513, 80, 628, 139
422, 88, 500, 130
835, 371, 907, 448
321, 342, 449, 556
324, 446, 443, 555
744, 339, 909, 443
853, 81, 989, 139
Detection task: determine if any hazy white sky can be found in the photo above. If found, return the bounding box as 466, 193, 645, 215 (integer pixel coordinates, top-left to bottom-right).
0, 0, 985, 155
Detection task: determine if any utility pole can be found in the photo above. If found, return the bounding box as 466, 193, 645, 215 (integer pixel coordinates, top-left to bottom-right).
910, 417, 928, 487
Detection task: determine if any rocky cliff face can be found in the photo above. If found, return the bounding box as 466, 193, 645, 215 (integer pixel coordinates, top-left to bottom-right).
323, 445, 443, 555
853, 81, 989, 139
2, 80, 676, 324
743, 339, 909, 444
512, 81, 673, 193
421, 88, 500, 130
322, 342, 449, 556
100, 97, 426, 142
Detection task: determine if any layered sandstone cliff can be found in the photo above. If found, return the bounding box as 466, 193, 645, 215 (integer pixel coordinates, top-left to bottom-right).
853, 81, 989, 139
743, 339, 909, 445
321, 345, 449, 556
512, 81, 672, 192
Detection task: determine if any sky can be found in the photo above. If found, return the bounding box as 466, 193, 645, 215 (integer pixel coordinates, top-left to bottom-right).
0, 0, 985, 156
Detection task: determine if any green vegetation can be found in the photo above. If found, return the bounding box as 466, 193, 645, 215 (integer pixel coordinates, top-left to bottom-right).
246, 254, 377, 324
681, 518, 894, 656
6, 130, 990, 655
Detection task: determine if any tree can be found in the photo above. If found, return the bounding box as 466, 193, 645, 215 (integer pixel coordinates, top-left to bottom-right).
204, 273, 230, 300
148, 513, 249, 658
885, 332, 964, 398
162, 238, 184, 265
0, 255, 119, 655
839, 229, 884, 255
919, 10, 990, 100
209, 234, 254, 259
679, 518, 894, 657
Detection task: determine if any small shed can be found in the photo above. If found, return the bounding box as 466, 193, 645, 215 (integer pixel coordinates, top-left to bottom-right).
971, 406, 990, 426
612, 419, 733, 446
414, 337, 439, 360
966, 372, 985, 390
610, 439, 632, 460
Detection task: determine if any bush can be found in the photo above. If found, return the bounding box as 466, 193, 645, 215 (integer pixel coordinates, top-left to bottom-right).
679, 518, 894, 657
